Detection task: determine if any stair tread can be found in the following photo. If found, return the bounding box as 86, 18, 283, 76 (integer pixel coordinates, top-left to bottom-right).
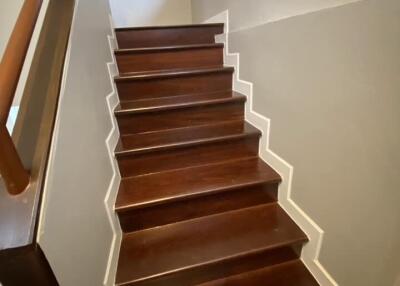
116, 157, 280, 211
114, 22, 314, 286
115, 23, 224, 32
116, 203, 307, 284
115, 66, 234, 81
198, 260, 319, 286
116, 121, 259, 155
115, 43, 224, 54
116, 91, 245, 115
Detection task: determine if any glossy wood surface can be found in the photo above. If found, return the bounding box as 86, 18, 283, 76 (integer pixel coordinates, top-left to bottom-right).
117, 97, 245, 134
199, 260, 319, 286
124, 247, 302, 286
116, 67, 233, 101
117, 136, 259, 177
118, 184, 278, 233
117, 204, 307, 285
115, 44, 223, 74
116, 157, 279, 211
117, 121, 258, 153
113, 23, 318, 285
116, 23, 224, 49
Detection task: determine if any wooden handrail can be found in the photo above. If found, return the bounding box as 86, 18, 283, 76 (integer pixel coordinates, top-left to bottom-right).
0, 125, 30, 195
0, 0, 43, 195
0, 0, 75, 251
0, 0, 43, 123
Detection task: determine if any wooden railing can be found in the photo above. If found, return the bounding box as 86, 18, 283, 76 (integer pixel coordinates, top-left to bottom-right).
0, 0, 75, 252
0, 0, 43, 195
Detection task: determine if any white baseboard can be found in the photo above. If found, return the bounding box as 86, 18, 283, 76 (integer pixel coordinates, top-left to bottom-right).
205, 10, 338, 286
103, 14, 122, 286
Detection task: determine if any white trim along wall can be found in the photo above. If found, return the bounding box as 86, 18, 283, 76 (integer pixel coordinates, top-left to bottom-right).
37, 3, 122, 285
103, 14, 123, 286
205, 10, 338, 286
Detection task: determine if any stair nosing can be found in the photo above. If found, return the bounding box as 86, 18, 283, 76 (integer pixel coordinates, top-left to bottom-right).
197, 259, 308, 286
115, 129, 260, 158
119, 119, 245, 137
115, 43, 224, 54
115, 66, 234, 82
119, 239, 306, 285
118, 90, 232, 104
118, 204, 307, 285
122, 156, 260, 180
115, 94, 246, 116
115, 23, 224, 32
115, 180, 277, 213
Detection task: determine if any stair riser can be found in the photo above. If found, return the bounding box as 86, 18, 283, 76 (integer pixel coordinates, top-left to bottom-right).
114, 23, 314, 286
117, 101, 244, 135
116, 25, 224, 49
116, 46, 224, 74
116, 71, 233, 101
118, 183, 278, 233
117, 136, 260, 177
118, 245, 302, 286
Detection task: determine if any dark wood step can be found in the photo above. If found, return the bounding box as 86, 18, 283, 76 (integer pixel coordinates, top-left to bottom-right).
116, 93, 245, 135
116, 157, 279, 210
117, 131, 259, 177
198, 260, 319, 286
115, 67, 233, 101
117, 246, 301, 286
119, 92, 232, 111
116, 121, 258, 155
113, 22, 315, 286
116, 91, 244, 115
115, 44, 224, 74
118, 184, 278, 233
115, 23, 224, 49
116, 203, 307, 285
116, 157, 280, 232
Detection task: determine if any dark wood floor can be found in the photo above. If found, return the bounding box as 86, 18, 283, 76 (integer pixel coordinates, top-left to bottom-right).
113, 23, 319, 286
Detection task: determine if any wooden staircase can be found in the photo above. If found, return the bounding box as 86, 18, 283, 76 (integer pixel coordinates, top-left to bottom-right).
113, 23, 319, 286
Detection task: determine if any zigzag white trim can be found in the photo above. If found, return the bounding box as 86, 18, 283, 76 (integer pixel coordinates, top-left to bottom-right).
103, 14, 122, 286
206, 10, 338, 286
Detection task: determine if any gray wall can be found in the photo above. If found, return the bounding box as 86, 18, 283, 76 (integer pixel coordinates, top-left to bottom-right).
192, 0, 400, 285
109, 0, 192, 28
0, 0, 24, 59
191, 0, 359, 32
38, 0, 116, 285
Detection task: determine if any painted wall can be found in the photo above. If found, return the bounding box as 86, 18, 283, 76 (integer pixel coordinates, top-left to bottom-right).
192, 0, 400, 285
37, 0, 119, 285
109, 0, 192, 28
192, 0, 360, 32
